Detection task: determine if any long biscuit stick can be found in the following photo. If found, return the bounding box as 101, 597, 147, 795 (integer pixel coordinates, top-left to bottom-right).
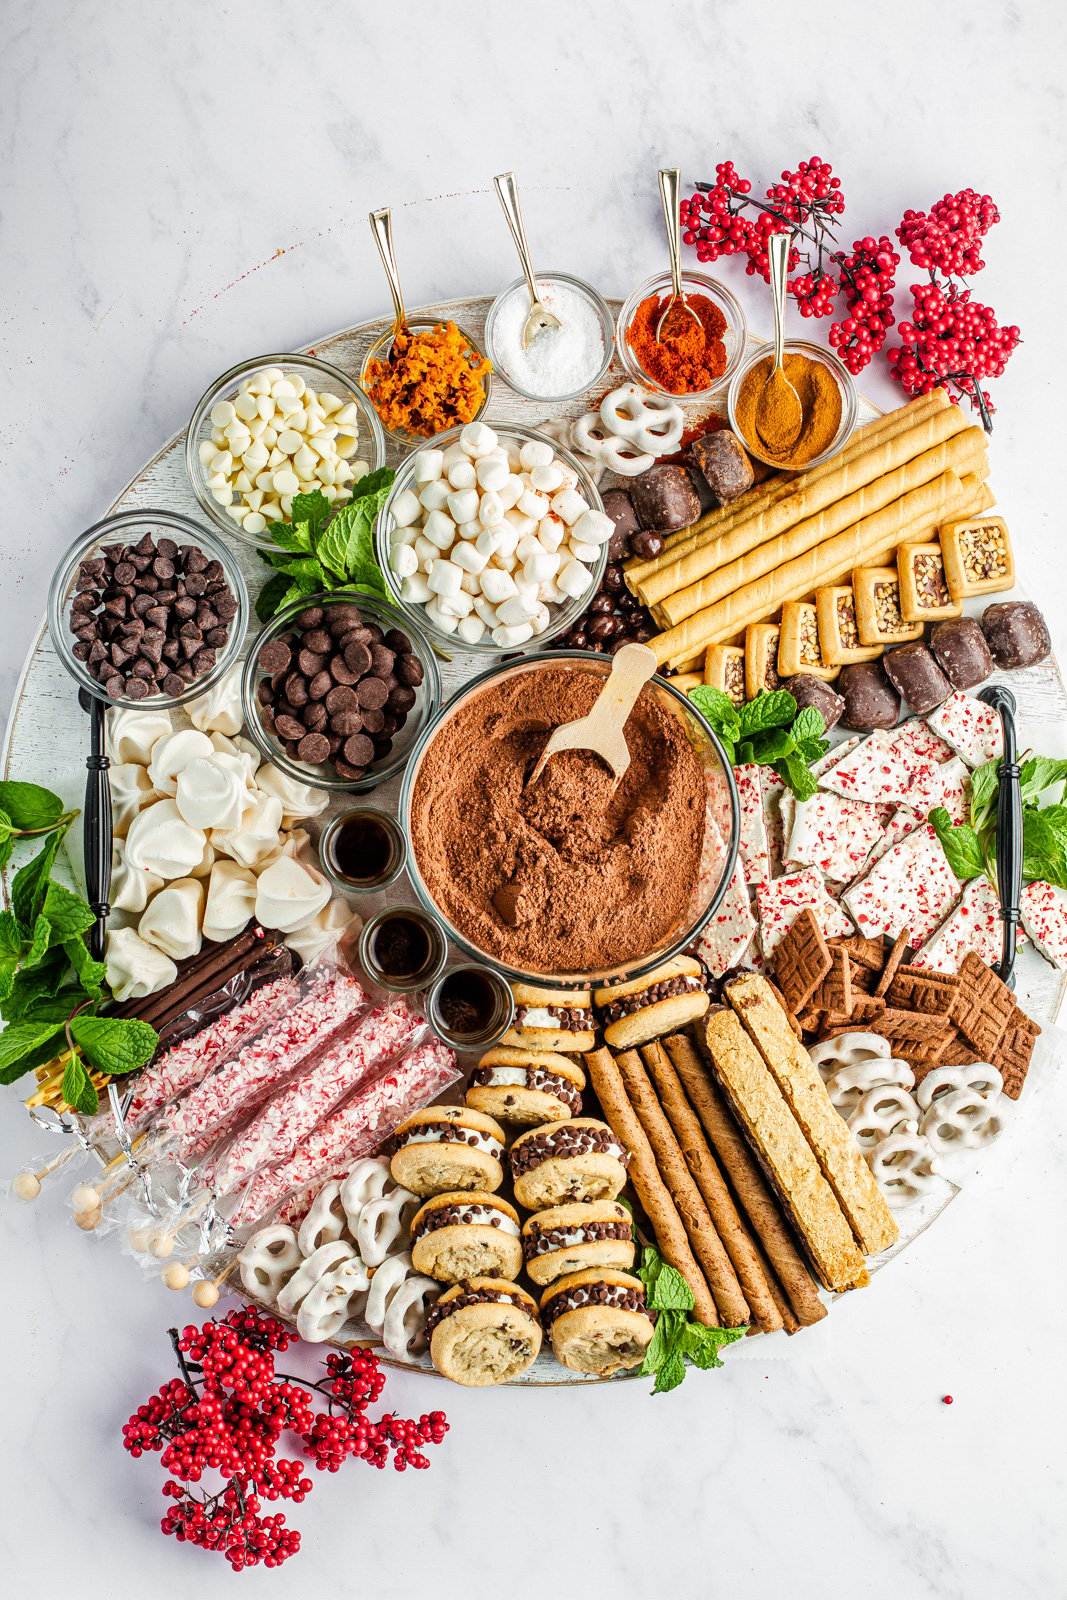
641, 1040, 782, 1333
616, 1048, 750, 1326
664, 1034, 826, 1327
584, 1047, 720, 1327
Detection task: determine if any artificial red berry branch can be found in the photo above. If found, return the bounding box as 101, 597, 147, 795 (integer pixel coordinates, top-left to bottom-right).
122, 1306, 448, 1572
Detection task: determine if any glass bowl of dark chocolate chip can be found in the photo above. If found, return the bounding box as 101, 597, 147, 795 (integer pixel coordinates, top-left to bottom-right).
241, 588, 441, 792
48, 510, 248, 709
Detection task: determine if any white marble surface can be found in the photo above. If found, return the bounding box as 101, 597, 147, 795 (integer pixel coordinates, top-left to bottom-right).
3, 2, 1067, 1595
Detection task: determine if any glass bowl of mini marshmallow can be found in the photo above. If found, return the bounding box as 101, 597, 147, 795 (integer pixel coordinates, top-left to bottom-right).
374, 421, 610, 655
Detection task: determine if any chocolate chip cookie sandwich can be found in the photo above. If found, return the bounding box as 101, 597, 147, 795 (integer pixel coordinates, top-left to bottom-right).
502, 983, 596, 1053
389, 1106, 507, 1198
540, 1269, 654, 1376
465, 1046, 585, 1125
410, 1192, 523, 1283
510, 1118, 630, 1210
594, 957, 709, 1049
522, 1199, 635, 1287
427, 1279, 542, 1387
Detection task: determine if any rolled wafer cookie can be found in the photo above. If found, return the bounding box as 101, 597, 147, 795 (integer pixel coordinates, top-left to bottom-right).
700, 1009, 869, 1293
583, 1047, 720, 1326
663, 1034, 826, 1327
614, 1049, 750, 1326
640, 1040, 783, 1334
725, 975, 899, 1256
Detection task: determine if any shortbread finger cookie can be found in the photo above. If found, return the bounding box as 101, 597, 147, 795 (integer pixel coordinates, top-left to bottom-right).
410, 1191, 523, 1283
541, 1269, 655, 1376
594, 957, 709, 1050
427, 1279, 541, 1387
510, 1118, 630, 1210
466, 1047, 585, 1124
390, 1106, 506, 1198
502, 983, 595, 1053
522, 1199, 635, 1286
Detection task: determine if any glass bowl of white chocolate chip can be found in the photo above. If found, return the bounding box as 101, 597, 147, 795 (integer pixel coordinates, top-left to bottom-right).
185, 353, 386, 554
375, 421, 609, 655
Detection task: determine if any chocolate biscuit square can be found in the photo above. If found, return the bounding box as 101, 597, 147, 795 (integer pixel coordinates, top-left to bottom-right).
809, 951, 853, 1017
773, 907, 832, 1016
951, 951, 1017, 1056
993, 1007, 1040, 1100
886, 965, 961, 1015
828, 934, 887, 972
873, 928, 912, 999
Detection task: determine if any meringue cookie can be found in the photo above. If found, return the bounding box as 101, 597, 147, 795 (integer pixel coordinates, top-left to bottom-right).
175, 755, 256, 831
108, 706, 173, 765
147, 729, 215, 795
105, 926, 178, 1002
189, 837, 216, 880
187, 663, 244, 738
111, 837, 164, 913
202, 859, 258, 942
138, 877, 205, 961
210, 732, 260, 784
285, 899, 361, 964
125, 798, 207, 880
255, 764, 330, 825
254, 854, 331, 933
211, 791, 284, 869
110, 763, 158, 837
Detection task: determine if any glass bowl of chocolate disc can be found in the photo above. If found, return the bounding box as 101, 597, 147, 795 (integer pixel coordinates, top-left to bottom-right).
399, 651, 740, 988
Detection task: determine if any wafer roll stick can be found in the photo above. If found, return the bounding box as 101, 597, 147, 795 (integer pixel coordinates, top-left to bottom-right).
664, 1034, 826, 1326
641, 1040, 782, 1333
652, 468, 970, 668
752, 1238, 801, 1334
584, 1047, 720, 1326
658, 430, 987, 627
616, 1048, 750, 1326
628, 389, 951, 586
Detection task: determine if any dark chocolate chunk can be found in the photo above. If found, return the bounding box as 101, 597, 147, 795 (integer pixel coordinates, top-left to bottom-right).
356, 677, 389, 710
343, 640, 373, 677
980, 601, 1051, 671
343, 733, 375, 767
296, 606, 324, 629
882, 643, 952, 715
308, 670, 333, 701
838, 661, 901, 731
685, 428, 755, 506
384, 628, 412, 654
297, 732, 331, 764
302, 629, 332, 654
930, 616, 994, 691
629, 464, 702, 534
387, 685, 417, 714
395, 653, 424, 687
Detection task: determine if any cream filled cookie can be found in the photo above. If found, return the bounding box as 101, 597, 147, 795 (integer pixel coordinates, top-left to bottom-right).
594, 956, 709, 1049
540, 1268, 654, 1376
410, 1191, 524, 1283
389, 1106, 506, 1197
510, 1118, 630, 1210
502, 983, 596, 1053
466, 1046, 585, 1125
522, 1199, 635, 1286
427, 1278, 542, 1386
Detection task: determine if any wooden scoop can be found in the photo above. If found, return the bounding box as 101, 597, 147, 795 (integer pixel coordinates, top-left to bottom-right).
526, 644, 658, 787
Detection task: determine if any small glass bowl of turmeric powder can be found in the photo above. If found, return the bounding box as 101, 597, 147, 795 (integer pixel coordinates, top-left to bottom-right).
616, 269, 746, 401
727, 339, 858, 472
360, 318, 493, 447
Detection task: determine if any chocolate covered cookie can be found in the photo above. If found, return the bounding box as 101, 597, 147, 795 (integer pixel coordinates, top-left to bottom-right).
389, 1106, 506, 1198
522, 1199, 635, 1287
540, 1268, 654, 1376
465, 1046, 585, 1125
427, 1279, 541, 1386
510, 1118, 630, 1210
410, 1191, 523, 1283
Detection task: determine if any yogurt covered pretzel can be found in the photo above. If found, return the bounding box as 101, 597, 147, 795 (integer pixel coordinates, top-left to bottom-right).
599, 382, 685, 456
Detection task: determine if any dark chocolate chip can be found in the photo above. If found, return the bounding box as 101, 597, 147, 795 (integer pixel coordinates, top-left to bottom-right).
297, 732, 330, 763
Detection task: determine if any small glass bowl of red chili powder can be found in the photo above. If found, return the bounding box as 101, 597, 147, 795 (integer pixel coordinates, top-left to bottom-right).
617, 270, 746, 401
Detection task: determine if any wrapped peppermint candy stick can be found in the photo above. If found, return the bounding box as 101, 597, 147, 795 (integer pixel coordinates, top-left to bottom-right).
204, 997, 422, 1197
230, 1041, 460, 1228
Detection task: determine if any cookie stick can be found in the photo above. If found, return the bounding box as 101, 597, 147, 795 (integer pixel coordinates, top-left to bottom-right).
663, 1034, 826, 1326
584, 1047, 720, 1327
640, 1041, 783, 1334
613, 1049, 750, 1326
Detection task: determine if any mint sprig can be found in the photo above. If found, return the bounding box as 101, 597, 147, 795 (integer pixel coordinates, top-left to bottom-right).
255, 475, 396, 622
634, 1246, 747, 1392
689, 686, 828, 800
931, 750, 1067, 892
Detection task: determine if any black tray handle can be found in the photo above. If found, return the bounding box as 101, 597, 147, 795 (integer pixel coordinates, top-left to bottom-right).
978, 684, 1022, 989
79, 688, 112, 962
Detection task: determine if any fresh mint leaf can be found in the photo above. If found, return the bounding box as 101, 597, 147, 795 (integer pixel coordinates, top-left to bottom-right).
70, 1014, 158, 1076
0, 781, 65, 832
0, 1019, 66, 1082
266, 521, 314, 556
0, 909, 26, 956
64, 936, 106, 998
969, 759, 1000, 821
634, 1245, 663, 1296
638, 1312, 671, 1377
41, 881, 95, 944
0, 954, 18, 1001
652, 1348, 688, 1393
734, 740, 754, 765
795, 737, 829, 765
791, 705, 826, 744
1022, 809, 1067, 889
775, 753, 819, 802
1, 949, 70, 1019
689, 686, 741, 743
0, 835, 12, 873
343, 560, 389, 599
61, 1054, 99, 1116
21, 912, 53, 971
747, 728, 795, 765
930, 808, 985, 880
1020, 757, 1067, 804
683, 1322, 747, 1369
737, 689, 797, 737
255, 572, 296, 624
315, 506, 367, 582
351, 467, 395, 503
11, 831, 63, 927
289, 490, 332, 533
648, 1261, 696, 1312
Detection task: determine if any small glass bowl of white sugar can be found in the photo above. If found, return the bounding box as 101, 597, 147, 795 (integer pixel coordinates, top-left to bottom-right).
484, 272, 615, 402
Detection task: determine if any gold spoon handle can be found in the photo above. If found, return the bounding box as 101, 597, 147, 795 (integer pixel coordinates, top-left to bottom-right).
369, 206, 407, 336
659, 167, 684, 302
494, 171, 541, 310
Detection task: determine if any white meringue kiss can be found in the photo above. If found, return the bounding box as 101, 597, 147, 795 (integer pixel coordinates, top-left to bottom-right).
138, 877, 205, 961
111, 837, 163, 913
175, 755, 255, 831
255, 764, 330, 825
284, 900, 361, 964
210, 731, 261, 784
110, 763, 158, 837
124, 798, 207, 880
107, 706, 173, 765
105, 926, 178, 1002
189, 837, 216, 880
211, 791, 284, 868
187, 662, 244, 737
254, 854, 331, 933
146, 728, 215, 795
202, 859, 258, 942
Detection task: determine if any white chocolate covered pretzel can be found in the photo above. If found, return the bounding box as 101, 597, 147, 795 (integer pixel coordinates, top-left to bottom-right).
867, 1132, 944, 1207
238, 1225, 303, 1303
276, 1239, 354, 1316
340, 1158, 393, 1232
825, 1057, 915, 1114
570, 411, 655, 477
846, 1085, 921, 1150
920, 1088, 1003, 1153
297, 1254, 372, 1343
381, 1273, 440, 1360
298, 1179, 349, 1257
356, 1185, 420, 1267
915, 1063, 1003, 1110
599, 383, 684, 456
364, 1250, 415, 1334
809, 1032, 893, 1078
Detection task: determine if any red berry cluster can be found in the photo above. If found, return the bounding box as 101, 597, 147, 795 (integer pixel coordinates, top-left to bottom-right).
897, 190, 1001, 277
122, 1309, 449, 1572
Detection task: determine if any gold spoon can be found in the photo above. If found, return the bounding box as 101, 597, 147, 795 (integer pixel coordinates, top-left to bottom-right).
754, 231, 804, 453
655, 167, 702, 342
369, 206, 409, 342
526, 643, 658, 788
493, 171, 561, 350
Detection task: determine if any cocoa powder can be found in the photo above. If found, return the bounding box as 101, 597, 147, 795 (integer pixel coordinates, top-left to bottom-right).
409, 664, 706, 972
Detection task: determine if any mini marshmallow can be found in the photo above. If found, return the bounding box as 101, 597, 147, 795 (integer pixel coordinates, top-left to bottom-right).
391, 488, 421, 527
446, 488, 480, 525
460, 571, 481, 595
529, 463, 565, 493
497, 594, 540, 627
457, 614, 487, 645
557, 558, 594, 598
440, 443, 469, 472
473, 595, 500, 627
413, 535, 438, 569
401, 574, 433, 603
517, 488, 549, 520
497, 476, 524, 511
413, 449, 444, 484
437, 590, 475, 618
538, 515, 566, 553
568, 537, 602, 563
427, 560, 463, 598
551, 488, 591, 526
389, 543, 419, 578
529, 602, 552, 636
459, 421, 498, 458
475, 526, 503, 558
519, 439, 555, 470
457, 519, 483, 541
516, 534, 543, 564
523, 549, 560, 585
418, 480, 452, 512
481, 568, 519, 604
452, 540, 489, 574
492, 622, 534, 648
423, 510, 457, 550
571, 509, 614, 545
424, 598, 459, 635
478, 492, 504, 527
476, 453, 510, 491
504, 508, 536, 539
446, 458, 477, 489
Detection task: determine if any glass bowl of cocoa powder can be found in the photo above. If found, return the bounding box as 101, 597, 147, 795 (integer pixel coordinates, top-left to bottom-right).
399, 652, 740, 987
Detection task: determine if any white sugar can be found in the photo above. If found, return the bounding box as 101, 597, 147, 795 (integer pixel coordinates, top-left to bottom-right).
491, 278, 607, 398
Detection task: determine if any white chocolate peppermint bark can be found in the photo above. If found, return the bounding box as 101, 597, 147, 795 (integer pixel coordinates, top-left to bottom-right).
863, 806, 921, 872
909, 756, 971, 825
734, 764, 770, 886
757, 867, 855, 958
893, 719, 955, 766
694, 858, 757, 976
913, 874, 1006, 973
761, 768, 788, 879
927, 692, 1004, 768
1020, 880, 1067, 969
841, 823, 962, 943
819, 727, 941, 809
811, 736, 861, 779
787, 792, 887, 884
